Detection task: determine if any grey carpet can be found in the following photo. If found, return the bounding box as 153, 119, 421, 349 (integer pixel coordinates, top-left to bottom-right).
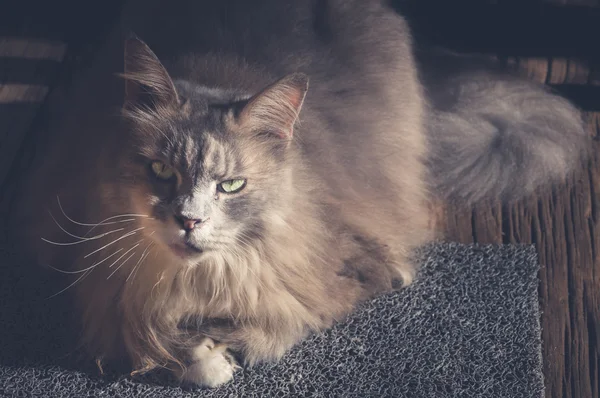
0, 243, 544, 397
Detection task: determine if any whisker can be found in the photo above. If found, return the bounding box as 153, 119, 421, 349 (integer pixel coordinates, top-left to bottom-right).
133, 250, 151, 282
47, 210, 127, 242
107, 250, 138, 279
84, 216, 144, 238
107, 240, 144, 268
45, 248, 125, 274
43, 228, 144, 298
46, 268, 93, 299
105, 251, 130, 271
81, 219, 136, 237
56, 196, 149, 227
84, 227, 145, 258
132, 250, 151, 282
41, 225, 129, 246
125, 242, 154, 282
127, 241, 153, 282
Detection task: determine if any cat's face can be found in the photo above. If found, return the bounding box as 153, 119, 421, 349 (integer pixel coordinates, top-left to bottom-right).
116, 38, 308, 266
122, 91, 284, 264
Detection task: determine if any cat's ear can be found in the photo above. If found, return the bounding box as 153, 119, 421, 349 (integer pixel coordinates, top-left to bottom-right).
121, 36, 179, 110
238, 73, 309, 139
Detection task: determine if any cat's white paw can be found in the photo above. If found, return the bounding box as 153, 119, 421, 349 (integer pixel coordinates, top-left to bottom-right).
181, 338, 239, 388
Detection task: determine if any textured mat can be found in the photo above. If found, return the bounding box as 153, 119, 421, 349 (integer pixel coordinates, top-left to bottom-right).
0, 243, 544, 397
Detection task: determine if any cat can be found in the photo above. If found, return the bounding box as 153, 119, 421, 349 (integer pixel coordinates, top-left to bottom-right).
8, 0, 588, 388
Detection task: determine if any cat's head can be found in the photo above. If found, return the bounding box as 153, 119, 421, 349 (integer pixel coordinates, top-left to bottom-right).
115, 37, 308, 265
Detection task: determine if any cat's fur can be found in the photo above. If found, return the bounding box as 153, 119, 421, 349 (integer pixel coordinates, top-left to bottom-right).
417, 49, 588, 203
8, 0, 588, 388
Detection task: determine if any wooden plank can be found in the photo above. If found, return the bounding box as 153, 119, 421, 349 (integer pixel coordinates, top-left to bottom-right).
0, 39, 64, 200
0, 84, 49, 103
0, 38, 66, 61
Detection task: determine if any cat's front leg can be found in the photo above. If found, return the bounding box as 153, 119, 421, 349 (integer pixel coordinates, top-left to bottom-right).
177, 337, 240, 388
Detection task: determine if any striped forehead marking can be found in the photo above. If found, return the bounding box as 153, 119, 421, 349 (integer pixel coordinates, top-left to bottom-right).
202, 135, 229, 178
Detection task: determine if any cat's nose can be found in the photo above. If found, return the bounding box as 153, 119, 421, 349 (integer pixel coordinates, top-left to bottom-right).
175, 215, 206, 231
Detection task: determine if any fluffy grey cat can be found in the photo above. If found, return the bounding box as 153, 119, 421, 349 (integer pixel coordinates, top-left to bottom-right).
10, 0, 588, 388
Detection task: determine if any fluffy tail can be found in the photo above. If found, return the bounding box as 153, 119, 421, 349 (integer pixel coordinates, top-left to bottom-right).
417, 49, 590, 204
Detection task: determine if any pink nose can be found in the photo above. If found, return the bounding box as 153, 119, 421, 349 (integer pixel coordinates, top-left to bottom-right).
178, 217, 205, 231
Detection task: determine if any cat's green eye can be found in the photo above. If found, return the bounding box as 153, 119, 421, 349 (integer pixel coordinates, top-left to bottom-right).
218, 178, 247, 194
151, 161, 175, 180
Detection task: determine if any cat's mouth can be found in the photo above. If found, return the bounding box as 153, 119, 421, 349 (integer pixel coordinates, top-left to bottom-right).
169, 241, 203, 258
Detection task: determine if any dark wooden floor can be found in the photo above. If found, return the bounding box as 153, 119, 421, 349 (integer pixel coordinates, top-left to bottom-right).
1, 1, 599, 397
